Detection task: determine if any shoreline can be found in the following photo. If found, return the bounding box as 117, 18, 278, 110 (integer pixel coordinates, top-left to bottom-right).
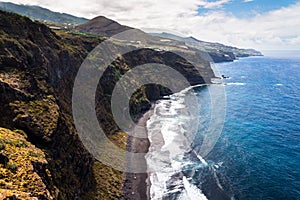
122, 84, 207, 199
122, 108, 153, 200
122, 84, 214, 199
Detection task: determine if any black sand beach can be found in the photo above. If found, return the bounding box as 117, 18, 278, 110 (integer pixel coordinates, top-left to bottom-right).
122, 111, 153, 200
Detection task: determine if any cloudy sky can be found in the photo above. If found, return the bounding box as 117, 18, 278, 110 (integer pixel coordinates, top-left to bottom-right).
3, 0, 300, 50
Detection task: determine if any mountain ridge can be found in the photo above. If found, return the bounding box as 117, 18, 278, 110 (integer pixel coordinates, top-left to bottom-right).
75, 15, 132, 37
0, 2, 263, 64
150, 32, 263, 62
0, 1, 88, 25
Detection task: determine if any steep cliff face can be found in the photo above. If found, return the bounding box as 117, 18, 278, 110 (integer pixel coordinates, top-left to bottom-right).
0, 11, 215, 199
0, 11, 103, 199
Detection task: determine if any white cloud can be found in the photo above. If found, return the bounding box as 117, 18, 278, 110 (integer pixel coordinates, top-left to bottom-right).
3, 0, 300, 50
198, 0, 230, 9
243, 0, 254, 3
287, 36, 300, 45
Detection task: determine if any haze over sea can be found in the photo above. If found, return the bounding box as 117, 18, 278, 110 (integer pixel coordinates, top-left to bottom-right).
146, 51, 300, 199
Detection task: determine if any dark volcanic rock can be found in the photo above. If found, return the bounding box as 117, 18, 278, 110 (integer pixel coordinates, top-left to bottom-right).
0, 152, 9, 166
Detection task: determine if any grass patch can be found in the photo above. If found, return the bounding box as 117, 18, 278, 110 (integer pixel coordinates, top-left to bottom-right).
0, 141, 5, 150
68, 31, 100, 38
6, 162, 17, 173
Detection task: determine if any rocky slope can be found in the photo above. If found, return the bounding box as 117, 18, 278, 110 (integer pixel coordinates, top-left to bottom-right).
0, 11, 214, 199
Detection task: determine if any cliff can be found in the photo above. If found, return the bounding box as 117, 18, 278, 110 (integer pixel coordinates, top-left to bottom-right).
0, 10, 102, 199
0, 11, 214, 199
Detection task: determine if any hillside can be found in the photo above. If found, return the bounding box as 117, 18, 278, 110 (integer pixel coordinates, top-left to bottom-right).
0, 2, 262, 63
75, 16, 131, 37
0, 10, 213, 199
151, 32, 263, 62
0, 1, 88, 25
77, 19, 262, 63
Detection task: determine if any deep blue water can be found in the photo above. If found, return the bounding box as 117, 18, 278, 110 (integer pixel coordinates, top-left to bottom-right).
146, 55, 300, 200
205, 56, 300, 199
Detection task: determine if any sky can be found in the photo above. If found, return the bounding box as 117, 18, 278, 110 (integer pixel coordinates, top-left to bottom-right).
3, 0, 300, 51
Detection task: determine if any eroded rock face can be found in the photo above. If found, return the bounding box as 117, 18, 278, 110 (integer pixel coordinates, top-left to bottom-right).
0, 152, 9, 165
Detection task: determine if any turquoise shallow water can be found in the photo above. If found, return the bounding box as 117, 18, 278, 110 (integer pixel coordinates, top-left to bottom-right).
206, 56, 300, 199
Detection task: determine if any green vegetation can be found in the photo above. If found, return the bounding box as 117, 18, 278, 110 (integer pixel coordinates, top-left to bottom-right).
0, 127, 52, 199
0, 141, 5, 150
0, 10, 126, 200
82, 131, 127, 200
9, 95, 59, 139
68, 31, 101, 38
0, 10, 213, 200
6, 162, 17, 173
0, 2, 88, 25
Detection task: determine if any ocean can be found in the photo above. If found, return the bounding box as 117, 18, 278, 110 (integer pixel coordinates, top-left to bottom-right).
145, 53, 300, 199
